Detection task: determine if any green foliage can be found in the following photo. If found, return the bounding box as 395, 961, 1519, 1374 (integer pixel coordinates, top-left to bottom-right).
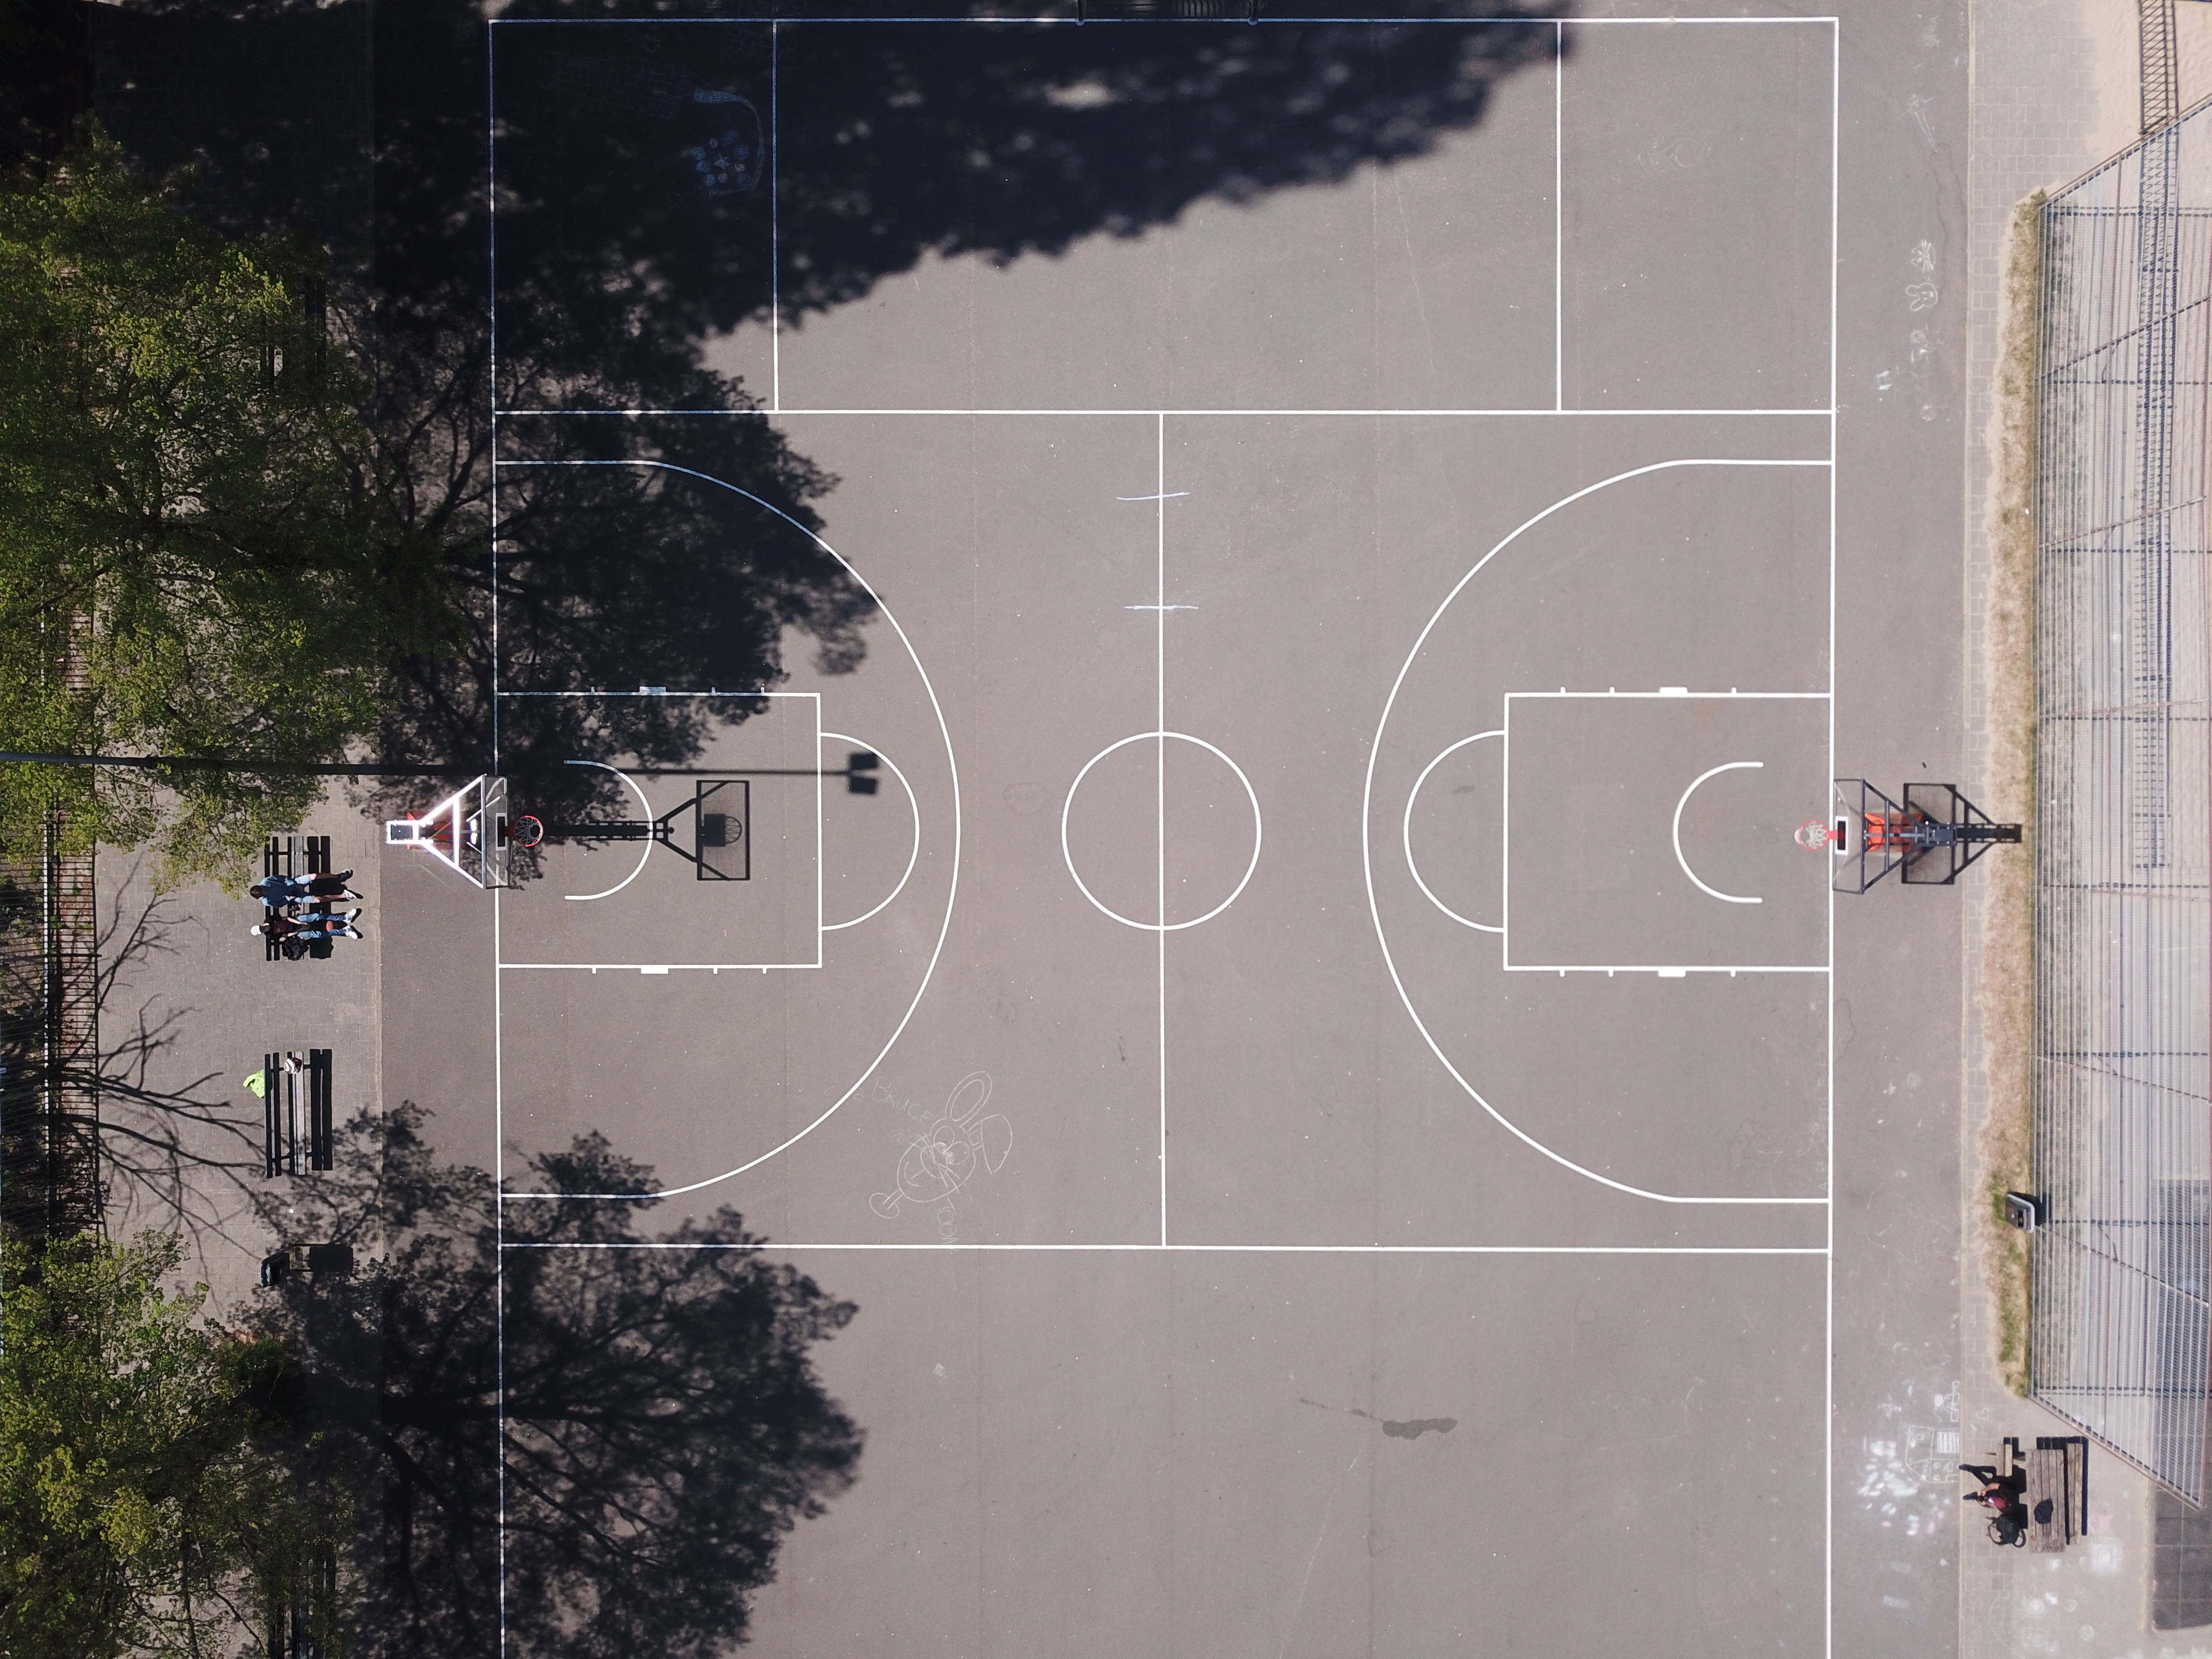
0, 133, 459, 888
0, 1232, 347, 1659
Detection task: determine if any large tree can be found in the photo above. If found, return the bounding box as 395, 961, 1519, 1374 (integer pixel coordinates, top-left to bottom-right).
0, 1231, 349, 1659
0, 134, 459, 886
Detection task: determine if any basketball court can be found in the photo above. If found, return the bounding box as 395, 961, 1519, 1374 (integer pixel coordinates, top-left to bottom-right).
377, 7, 1969, 1652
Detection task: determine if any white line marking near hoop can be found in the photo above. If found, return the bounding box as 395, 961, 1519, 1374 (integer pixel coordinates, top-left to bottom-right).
1361, 456, 1830, 1206
1673, 761, 1764, 905
1062, 731, 1263, 933
490, 458, 962, 1202
1402, 731, 1504, 933
821, 731, 920, 931
560, 759, 656, 901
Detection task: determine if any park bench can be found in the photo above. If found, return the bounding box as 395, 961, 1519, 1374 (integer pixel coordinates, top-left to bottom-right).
262, 834, 335, 961
262, 1048, 333, 1176
2027, 1436, 2090, 1553
258, 1241, 354, 1287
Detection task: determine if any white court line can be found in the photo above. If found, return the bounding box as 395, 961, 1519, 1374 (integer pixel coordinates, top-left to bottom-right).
1553, 19, 1563, 413
770, 20, 780, 414
1403, 731, 1504, 933
496, 690, 780, 697
501, 962, 816, 971
1156, 414, 1167, 1250
1505, 963, 1828, 976
813, 672, 823, 950
1512, 689, 1829, 700
498, 405, 1838, 419
1824, 23, 1840, 1658
820, 730, 920, 931
1361, 457, 1830, 1207
502, 1240, 1828, 1256
1672, 761, 1765, 905
559, 759, 656, 902
490, 458, 962, 1202
485, 30, 508, 1650
493, 14, 1839, 25
1062, 732, 1264, 933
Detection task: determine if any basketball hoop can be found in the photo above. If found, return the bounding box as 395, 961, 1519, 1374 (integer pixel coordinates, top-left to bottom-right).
1794, 819, 1833, 852
509, 814, 545, 849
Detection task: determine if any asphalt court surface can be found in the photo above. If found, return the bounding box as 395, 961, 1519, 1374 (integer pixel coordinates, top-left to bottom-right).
1501, 693, 1832, 970
441, 9, 1968, 1655
498, 693, 823, 968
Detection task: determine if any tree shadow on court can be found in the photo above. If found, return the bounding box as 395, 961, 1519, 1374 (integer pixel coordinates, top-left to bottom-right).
250, 1101, 863, 1659
74, 0, 1564, 838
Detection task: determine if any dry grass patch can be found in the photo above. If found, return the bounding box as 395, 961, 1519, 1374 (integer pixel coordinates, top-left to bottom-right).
1979, 189, 2044, 1397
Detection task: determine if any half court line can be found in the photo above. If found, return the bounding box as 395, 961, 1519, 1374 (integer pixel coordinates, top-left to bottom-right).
1156, 411, 1168, 1250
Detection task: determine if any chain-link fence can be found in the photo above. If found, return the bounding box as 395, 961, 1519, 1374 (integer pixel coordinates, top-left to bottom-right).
2032, 93, 2212, 1502
0, 827, 102, 1242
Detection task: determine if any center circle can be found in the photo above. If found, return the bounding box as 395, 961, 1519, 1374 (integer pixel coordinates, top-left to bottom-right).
1061, 732, 1262, 932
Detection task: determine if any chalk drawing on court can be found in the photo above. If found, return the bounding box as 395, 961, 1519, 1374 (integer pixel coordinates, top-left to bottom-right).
870, 1072, 1013, 1241
1856, 1380, 1959, 1541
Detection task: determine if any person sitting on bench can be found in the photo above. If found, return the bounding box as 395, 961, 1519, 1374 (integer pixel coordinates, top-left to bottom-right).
250, 871, 361, 907
1960, 1463, 2028, 1523
252, 908, 364, 943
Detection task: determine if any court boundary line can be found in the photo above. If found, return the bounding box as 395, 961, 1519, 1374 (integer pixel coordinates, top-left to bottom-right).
498, 1240, 1828, 1255
485, 31, 508, 1657
1823, 23, 1839, 1657
497, 405, 1837, 419
1552, 18, 1563, 411
770, 20, 780, 413
488, 14, 1839, 28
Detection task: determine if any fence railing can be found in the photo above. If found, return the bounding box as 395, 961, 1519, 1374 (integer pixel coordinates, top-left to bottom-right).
0, 820, 101, 1241
2032, 92, 2212, 1502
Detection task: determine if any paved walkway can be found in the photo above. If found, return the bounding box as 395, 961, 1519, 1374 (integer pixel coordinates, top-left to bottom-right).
98, 790, 384, 1314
